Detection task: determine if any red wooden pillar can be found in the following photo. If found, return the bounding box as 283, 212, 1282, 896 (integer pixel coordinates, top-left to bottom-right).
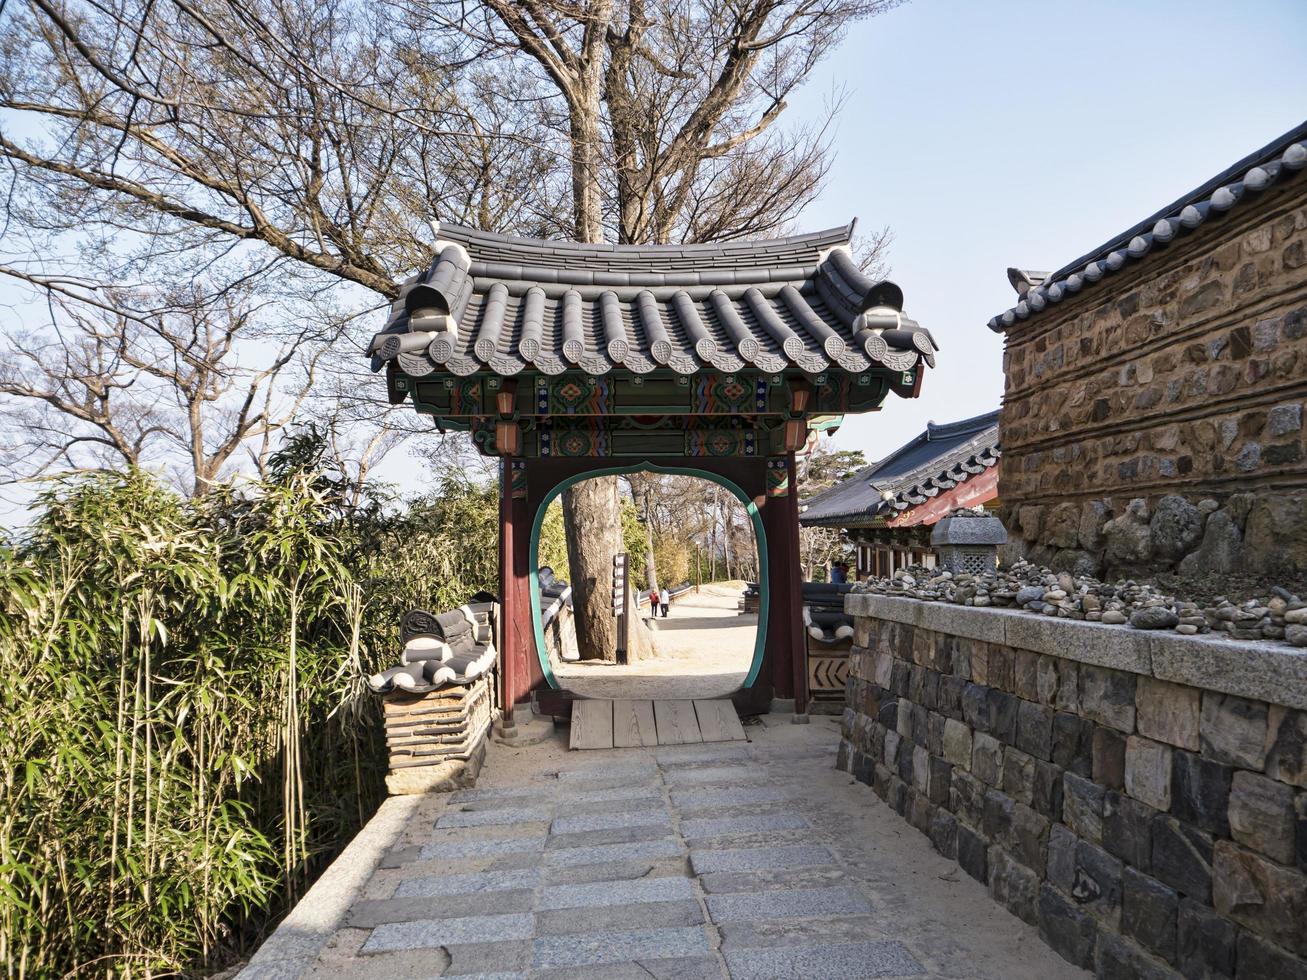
498, 457, 517, 730
785, 453, 809, 717
763, 459, 794, 700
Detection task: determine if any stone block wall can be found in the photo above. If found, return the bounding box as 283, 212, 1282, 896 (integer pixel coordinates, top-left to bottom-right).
839, 593, 1307, 978
996, 175, 1307, 578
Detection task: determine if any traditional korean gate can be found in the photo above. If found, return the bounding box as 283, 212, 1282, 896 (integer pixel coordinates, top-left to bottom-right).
367, 221, 936, 728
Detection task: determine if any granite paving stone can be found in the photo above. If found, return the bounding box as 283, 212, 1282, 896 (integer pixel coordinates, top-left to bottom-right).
531, 956, 722, 979
670, 786, 787, 807
345, 892, 536, 928
449, 783, 555, 803
698, 866, 850, 894
361, 912, 534, 952
533, 899, 705, 935
442, 940, 532, 977
679, 813, 809, 839
706, 885, 872, 922
393, 869, 539, 898
436, 806, 552, 828
655, 745, 751, 765
418, 836, 546, 860
544, 823, 672, 850
716, 915, 888, 950
663, 765, 772, 786
424, 823, 545, 844
535, 875, 696, 910
550, 809, 672, 835
543, 838, 683, 867
530, 925, 711, 968
723, 939, 925, 980
551, 794, 667, 817
482, 852, 551, 872
554, 763, 657, 781
558, 784, 665, 805
689, 844, 836, 875
684, 829, 813, 851
540, 859, 680, 886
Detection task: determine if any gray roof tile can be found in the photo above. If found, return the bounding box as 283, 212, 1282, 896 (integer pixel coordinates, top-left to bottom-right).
370, 222, 933, 380
989, 120, 1307, 332
799, 411, 1001, 528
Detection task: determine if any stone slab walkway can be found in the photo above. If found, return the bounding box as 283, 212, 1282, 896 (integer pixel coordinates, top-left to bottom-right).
240, 714, 1085, 979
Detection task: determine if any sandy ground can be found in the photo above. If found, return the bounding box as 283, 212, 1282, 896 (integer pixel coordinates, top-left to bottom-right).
550, 585, 756, 700
250, 712, 1087, 979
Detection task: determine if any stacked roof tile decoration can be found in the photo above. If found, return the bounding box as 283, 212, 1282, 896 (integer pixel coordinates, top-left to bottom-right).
369, 221, 937, 379
799, 410, 1000, 528
988, 120, 1307, 332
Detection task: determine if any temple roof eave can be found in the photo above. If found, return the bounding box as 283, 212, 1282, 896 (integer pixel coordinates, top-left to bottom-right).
368, 221, 939, 384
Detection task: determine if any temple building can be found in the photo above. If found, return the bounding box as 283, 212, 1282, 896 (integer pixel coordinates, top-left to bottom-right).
798, 410, 1000, 578
989, 119, 1307, 579
368, 221, 937, 719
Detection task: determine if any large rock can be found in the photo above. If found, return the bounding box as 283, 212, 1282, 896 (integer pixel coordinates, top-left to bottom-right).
1149, 494, 1204, 561
1104, 498, 1152, 569
1079, 499, 1110, 553
1228, 771, 1296, 864
1018, 504, 1045, 541
1130, 606, 1179, 630
1243, 493, 1307, 574
1213, 840, 1307, 955
1045, 503, 1081, 550
1178, 509, 1243, 576
1050, 549, 1099, 578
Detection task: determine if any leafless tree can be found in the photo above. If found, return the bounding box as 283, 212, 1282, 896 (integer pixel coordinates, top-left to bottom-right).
409, 0, 900, 658
413, 0, 900, 244
0, 0, 899, 656
0, 271, 339, 493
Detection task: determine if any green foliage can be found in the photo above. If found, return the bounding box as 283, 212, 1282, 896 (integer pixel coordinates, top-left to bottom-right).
0, 461, 499, 977
619, 498, 646, 564
652, 533, 690, 587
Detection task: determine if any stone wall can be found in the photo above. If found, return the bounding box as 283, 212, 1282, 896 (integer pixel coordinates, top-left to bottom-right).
997, 175, 1307, 579
839, 593, 1307, 978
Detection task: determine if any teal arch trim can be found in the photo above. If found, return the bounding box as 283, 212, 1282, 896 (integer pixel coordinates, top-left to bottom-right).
527, 464, 769, 691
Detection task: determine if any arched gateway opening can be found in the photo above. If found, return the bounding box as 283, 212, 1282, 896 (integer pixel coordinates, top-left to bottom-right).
529, 466, 767, 700
366, 220, 935, 733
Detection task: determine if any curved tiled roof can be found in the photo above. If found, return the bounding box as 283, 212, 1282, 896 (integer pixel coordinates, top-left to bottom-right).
369, 222, 937, 378
988, 119, 1307, 333
799, 410, 1000, 528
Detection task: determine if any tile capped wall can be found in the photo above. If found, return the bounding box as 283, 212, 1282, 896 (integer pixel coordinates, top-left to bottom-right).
841, 607, 1307, 979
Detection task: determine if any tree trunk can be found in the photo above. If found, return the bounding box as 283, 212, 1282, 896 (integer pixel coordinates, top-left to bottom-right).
568, 107, 604, 243
641, 486, 658, 593
563, 477, 619, 661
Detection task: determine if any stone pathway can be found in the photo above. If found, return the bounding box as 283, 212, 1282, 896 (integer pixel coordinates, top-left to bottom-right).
251, 714, 1085, 979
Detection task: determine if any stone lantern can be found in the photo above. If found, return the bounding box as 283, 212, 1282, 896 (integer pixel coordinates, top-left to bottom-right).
930, 508, 1008, 576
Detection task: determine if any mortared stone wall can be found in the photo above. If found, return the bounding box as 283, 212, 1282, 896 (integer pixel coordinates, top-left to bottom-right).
996, 175, 1307, 579
841, 594, 1307, 979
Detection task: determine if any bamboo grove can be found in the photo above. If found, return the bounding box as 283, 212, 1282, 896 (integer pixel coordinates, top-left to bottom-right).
0, 438, 503, 978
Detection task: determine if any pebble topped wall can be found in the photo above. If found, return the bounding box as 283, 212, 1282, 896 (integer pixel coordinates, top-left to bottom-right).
995, 175, 1307, 579
839, 593, 1307, 979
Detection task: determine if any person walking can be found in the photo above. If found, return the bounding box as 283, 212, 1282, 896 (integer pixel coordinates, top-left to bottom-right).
649, 587, 660, 619
660, 589, 670, 618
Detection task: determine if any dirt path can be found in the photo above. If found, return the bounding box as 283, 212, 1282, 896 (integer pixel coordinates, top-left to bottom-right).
550, 585, 756, 700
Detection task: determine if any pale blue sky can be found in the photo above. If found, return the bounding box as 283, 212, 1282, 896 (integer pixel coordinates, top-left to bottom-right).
793, 0, 1307, 464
